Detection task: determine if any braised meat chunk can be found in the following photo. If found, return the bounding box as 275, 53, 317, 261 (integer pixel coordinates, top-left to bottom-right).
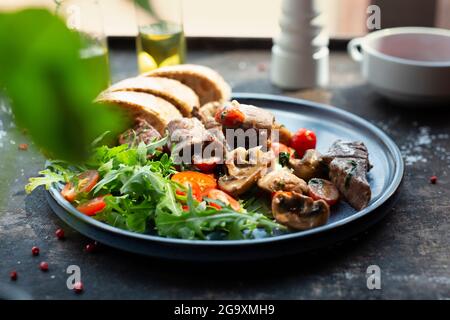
272, 191, 330, 230
118, 117, 161, 146
322, 140, 370, 166
167, 118, 225, 166
193, 101, 222, 129
215, 100, 275, 130
323, 140, 371, 210
257, 167, 308, 194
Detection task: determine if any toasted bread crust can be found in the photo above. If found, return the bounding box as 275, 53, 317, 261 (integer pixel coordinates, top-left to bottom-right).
96, 91, 182, 134
143, 64, 231, 106
107, 77, 199, 117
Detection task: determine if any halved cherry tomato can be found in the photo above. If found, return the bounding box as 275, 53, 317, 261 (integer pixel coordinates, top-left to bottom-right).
171, 171, 217, 193
77, 196, 108, 216
193, 158, 218, 173
61, 182, 76, 202
214, 106, 245, 127
175, 180, 203, 202
60, 170, 99, 202
77, 170, 99, 194
290, 128, 317, 158
308, 178, 339, 206
206, 189, 241, 211
271, 142, 295, 158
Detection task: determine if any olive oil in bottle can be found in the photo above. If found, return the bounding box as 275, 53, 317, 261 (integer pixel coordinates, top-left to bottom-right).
80, 45, 111, 91
136, 21, 186, 73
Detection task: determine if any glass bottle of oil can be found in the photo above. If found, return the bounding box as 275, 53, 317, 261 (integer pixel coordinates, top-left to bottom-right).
135, 0, 186, 73
58, 0, 111, 91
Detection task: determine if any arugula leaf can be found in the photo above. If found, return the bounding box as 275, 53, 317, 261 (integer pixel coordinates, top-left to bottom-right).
25, 169, 65, 194
155, 188, 284, 240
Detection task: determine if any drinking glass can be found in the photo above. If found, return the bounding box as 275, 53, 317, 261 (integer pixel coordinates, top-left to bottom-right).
58, 0, 111, 90
135, 0, 186, 73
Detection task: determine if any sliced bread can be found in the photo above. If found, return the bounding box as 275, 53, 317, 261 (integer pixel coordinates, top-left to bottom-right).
142, 64, 231, 106
107, 76, 199, 117
96, 91, 182, 135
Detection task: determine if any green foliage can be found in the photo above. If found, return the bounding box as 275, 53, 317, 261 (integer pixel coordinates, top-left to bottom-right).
0, 9, 127, 163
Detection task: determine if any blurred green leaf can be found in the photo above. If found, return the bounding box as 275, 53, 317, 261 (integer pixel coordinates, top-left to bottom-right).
134, 0, 155, 15
0, 9, 128, 163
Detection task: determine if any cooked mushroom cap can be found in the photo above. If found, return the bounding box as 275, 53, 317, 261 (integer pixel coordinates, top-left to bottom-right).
218, 147, 274, 196
289, 149, 326, 181
257, 167, 308, 194
272, 191, 330, 230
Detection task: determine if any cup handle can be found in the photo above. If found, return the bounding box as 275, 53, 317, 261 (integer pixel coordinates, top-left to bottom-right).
347, 38, 363, 62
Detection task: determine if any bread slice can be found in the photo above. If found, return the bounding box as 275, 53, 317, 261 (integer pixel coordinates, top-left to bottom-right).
96, 91, 182, 134
107, 76, 199, 117
142, 64, 231, 106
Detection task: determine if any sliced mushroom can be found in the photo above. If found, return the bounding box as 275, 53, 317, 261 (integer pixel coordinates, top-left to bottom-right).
257, 167, 308, 194
289, 149, 326, 181
218, 147, 273, 196
272, 191, 330, 230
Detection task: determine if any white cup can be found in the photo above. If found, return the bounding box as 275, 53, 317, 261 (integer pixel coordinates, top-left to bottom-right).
348, 27, 450, 105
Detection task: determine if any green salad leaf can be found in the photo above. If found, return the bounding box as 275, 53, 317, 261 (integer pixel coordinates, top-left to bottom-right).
26, 139, 285, 240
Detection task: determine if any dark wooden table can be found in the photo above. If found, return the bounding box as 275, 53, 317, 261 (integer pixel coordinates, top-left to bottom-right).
1, 45, 449, 300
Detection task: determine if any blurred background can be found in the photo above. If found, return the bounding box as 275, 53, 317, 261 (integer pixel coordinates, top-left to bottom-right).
2, 0, 449, 39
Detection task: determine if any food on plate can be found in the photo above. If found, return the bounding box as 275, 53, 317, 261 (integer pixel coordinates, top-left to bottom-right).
218, 147, 273, 196
272, 191, 330, 230
272, 122, 293, 146
96, 90, 182, 134
118, 117, 162, 147
192, 101, 221, 129
257, 167, 308, 195
322, 140, 371, 210
26, 64, 373, 240
290, 128, 317, 158
307, 178, 340, 206
107, 76, 199, 117
288, 149, 326, 181
215, 100, 274, 131
143, 64, 231, 105
167, 117, 226, 167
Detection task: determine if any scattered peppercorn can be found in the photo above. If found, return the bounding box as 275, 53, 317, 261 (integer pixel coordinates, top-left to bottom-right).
430, 175, 438, 184
73, 281, 84, 294
18, 143, 28, 151
85, 242, 97, 253
39, 261, 49, 272
55, 228, 65, 240
31, 246, 40, 256
10, 271, 18, 281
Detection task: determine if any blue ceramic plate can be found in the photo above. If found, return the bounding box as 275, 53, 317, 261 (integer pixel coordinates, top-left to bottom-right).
46, 93, 404, 261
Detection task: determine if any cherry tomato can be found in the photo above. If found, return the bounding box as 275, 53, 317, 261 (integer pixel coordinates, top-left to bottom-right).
175, 180, 203, 202
290, 128, 317, 158
77, 196, 107, 216
271, 142, 295, 158
206, 189, 241, 211
61, 182, 76, 202
214, 106, 245, 127
171, 171, 217, 193
60, 170, 99, 202
193, 158, 218, 173
77, 170, 99, 193
308, 178, 339, 206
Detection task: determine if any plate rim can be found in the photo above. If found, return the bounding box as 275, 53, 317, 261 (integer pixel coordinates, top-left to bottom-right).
48, 93, 405, 247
